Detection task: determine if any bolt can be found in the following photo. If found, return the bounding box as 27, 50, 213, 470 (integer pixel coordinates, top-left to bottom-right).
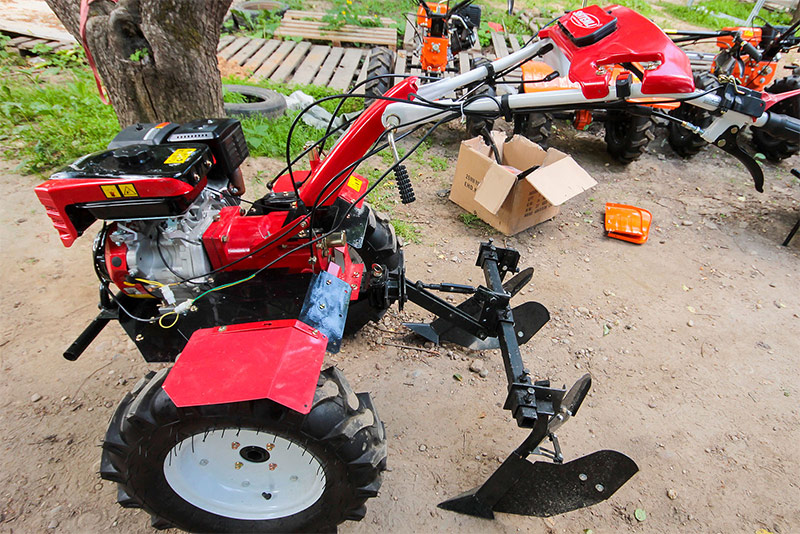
595, 483, 605, 492
731, 127, 739, 134
266, 443, 275, 451
213, 214, 220, 222
579, 473, 588, 481
351, 284, 357, 290
239, 207, 246, 216
190, 305, 198, 312
219, 326, 227, 332
231, 441, 240, 450
290, 475, 298, 482
269, 463, 277, 471
235, 462, 243, 470
319, 303, 326, 310
300, 221, 308, 228
717, 139, 726, 147
353, 271, 360, 278
326, 280, 332, 285
135, 334, 144, 342
221, 235, 229, 243
199, 459, 208, 466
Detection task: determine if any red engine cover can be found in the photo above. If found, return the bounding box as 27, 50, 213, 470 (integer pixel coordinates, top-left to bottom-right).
540, 5, 694, 99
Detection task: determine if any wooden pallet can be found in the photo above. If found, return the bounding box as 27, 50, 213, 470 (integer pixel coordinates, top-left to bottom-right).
218, 36, 374, 90
274, 10, 397, 50
0, 28, 75, 54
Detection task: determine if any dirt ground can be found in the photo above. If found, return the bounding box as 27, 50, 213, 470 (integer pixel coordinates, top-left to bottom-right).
1, 115, 799, 534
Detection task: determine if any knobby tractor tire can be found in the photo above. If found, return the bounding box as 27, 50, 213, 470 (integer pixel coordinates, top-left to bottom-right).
100, 367, 387, 533
752, 75, 800, 162
364, 47, 395, 106
667, 72, 716, 157
604, 110, 656, 164
344, 206, 401, 335
513, 111, 552, 148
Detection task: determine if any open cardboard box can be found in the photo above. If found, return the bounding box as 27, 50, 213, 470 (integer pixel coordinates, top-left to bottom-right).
450, 132, 597, 235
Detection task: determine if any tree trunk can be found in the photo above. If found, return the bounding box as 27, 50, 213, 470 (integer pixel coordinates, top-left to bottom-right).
45, 0, 233, 127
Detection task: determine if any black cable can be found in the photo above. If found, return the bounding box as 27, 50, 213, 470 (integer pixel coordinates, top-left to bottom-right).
101, 283, 157, 323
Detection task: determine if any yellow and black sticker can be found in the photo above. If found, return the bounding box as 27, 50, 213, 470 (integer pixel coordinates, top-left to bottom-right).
118, 183, 139, 197
347, 175, 363, 191
164, 148, 197, 165
100, 184, 122, 198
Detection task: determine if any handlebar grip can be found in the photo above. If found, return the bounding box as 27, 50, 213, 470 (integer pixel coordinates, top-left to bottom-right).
741, 41, 763, 62
757, 111, 800, 142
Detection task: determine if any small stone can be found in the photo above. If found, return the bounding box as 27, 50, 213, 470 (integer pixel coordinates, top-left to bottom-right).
583, 257, 590, 263
667, 488, 678, 500
774, 301, 786, 309
682, 220, 694, 226
469, 359, 484, 373
479, 368, 489, 378
31, 393, 42, 403
419, 444, 427, 452
687, 320, 694, 327
423, 341, 434, 349
47, 520, 59, 529
769, 282, 776, 288
577, 306, 590, 315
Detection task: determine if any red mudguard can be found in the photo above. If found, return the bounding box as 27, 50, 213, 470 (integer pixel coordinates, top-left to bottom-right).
162, 319, 327, 414
540, 5, 694, 99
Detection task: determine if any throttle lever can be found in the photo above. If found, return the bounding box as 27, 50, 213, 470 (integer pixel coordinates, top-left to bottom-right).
713, 126, 764, 193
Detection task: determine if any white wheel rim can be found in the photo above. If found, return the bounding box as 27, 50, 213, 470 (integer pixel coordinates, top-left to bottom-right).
163, 429, 326, 520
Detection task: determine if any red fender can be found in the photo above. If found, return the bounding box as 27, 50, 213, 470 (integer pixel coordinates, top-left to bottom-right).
162, 319, 327, 414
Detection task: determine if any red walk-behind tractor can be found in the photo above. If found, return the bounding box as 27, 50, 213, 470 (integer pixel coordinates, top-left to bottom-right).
35, 4, 800, 533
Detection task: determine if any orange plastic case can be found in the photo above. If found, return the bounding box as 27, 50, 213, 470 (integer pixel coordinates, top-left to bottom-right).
605, 203, 652, 244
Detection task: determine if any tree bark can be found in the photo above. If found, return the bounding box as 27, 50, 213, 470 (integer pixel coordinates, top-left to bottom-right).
45, 0, 233, 127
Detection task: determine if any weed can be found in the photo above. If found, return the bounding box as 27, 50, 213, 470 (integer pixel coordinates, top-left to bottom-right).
429, 155, 448, 172
129, 48, 149, 62
0, 69, 118, 173
322, 0, 401, 32
458, 212, 492, 231
391, 219, 421, 243
240, 111, 327, 159
222, 89, 248, 104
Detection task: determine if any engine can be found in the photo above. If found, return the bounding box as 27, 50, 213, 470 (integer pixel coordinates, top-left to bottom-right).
35, 118, 249, 304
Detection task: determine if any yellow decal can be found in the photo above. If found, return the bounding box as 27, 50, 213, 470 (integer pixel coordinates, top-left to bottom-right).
164, 148, 197, 165
347, 175, 363, 191
101, 184, 122, 198
118, 183, 139, 197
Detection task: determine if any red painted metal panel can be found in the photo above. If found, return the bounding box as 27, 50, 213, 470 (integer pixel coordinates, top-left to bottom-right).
162, 319, 327, 414
540, 5, 694, 99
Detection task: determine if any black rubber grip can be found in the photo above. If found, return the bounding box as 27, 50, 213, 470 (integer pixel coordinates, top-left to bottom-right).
758, 111, 800, 142
64, 315, 111, 361
741, 41, 762, 62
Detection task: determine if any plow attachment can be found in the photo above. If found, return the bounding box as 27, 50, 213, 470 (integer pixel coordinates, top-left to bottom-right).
393, 240, 639, 518
440, 448, 638, 518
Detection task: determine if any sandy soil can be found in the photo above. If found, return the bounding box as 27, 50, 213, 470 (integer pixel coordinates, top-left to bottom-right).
1, 118, 798, 534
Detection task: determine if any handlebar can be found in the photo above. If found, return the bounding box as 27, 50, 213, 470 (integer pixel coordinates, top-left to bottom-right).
756, 110, 800, 142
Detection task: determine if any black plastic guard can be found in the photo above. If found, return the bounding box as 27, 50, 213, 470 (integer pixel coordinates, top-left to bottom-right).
494, 450, 638, 517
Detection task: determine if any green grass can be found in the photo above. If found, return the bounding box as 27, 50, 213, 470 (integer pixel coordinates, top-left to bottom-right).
0, 69, 118, 173
458, 212, 493, 231
658, 0, 792, 28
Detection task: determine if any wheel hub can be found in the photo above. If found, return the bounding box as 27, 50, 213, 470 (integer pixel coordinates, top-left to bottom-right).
163, 429, 326, 520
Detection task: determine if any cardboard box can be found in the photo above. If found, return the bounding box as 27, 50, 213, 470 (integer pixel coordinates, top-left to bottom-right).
450, 133, 597, 235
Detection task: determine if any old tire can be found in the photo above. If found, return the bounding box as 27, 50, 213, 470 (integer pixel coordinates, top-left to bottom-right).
344, 206, 401, 335
364, 47, 395, 106
223, 84, 287, 118
752, 76, 800, 162
100, 367, 386, 533
667, 72, 715, 157
514, 112, 552, 148
604, 110, 655, 163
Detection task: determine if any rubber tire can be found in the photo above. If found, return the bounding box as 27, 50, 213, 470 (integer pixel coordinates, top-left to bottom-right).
364, 47, 395, 106
100, 366, 386, 533
752, 76, 800, 162
604, 110, 655, 164
223, 84, 287, 119
667, 72, 716, 158
513, 112, 552, 148
344, 206, 401, 335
